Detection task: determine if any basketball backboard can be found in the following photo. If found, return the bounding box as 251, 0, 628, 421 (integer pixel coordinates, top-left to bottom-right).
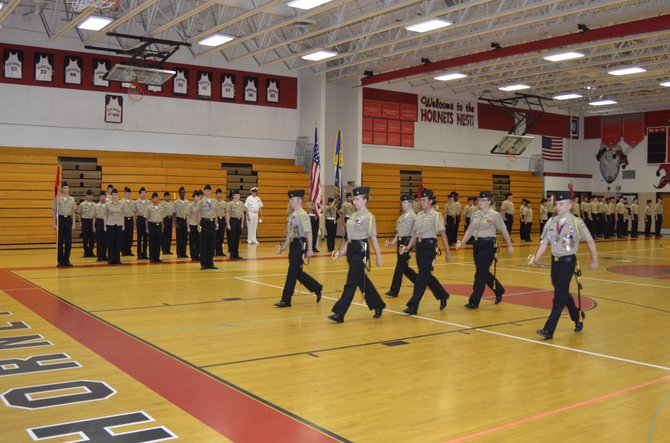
490, 134, 534, 155
104, 63, 175, 86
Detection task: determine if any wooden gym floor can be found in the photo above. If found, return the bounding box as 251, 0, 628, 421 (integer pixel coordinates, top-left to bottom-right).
0, 236, 669, 442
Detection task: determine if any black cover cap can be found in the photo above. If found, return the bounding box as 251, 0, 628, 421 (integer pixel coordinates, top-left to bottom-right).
111, 188, 118, 194
62, 181, 69, 187
556, 191, 572, 201
420, 189, 435, 199
124, 186, 131, 192
139, 187, 146, 192
99, 190, 106, 196
232, 189, 240, 195
152, 192, 158, 198
401, 194, 413, 202
107, 184, 114, 189
479, 191, 492, 200
163, 191, 170, 196
352, 187, 370, 196
327, 197, 334, 203
85, 189, 93, 195
468, 196, 477, 201
204, 184, 211, 191
216, 188, 222, 193
178, 186, 185, 192
288, 189, 305, 198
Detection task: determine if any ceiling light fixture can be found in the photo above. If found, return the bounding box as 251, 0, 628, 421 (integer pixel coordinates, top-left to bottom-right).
77, 16, 113, 31
405, 18, 453, 33
553, 93, 583, 100
607, 66, 646, 76
543, 51, 584, 62
287, 0, 332, 10
434, 73, 467, 81
301, 50, 338, 61
198, 34, 235, 47
589, 99, 617, 106
498, 84, 530, 92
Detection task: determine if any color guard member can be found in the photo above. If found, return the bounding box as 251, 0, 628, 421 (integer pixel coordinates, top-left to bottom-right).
655, 197, 664, 238
500, 193, 514, 239
531, 191, 598, 339
384, 194, 417, 297
104, 188, 124, 265
174, 187, 189, 258
197, 185, 218, 270
92, 191, 107, 262
135, 187, 150, 259
145, 192, 164, 263
187, 190, 201, 261
53, 181, 76, 267
306, 200, 320, 253
630, 198, 639, 238
341, 191, 355, 240
121, 187, 135, 256
215, 188, 227, 257
457, 190, 513, 308
161, 191, 174, 255
401, 189, 452, 315
226, 190, 245, 259
325, 197, 337, 252
329, 187, 385, 322
275, 190, 323, 307
77, 189, 96, 257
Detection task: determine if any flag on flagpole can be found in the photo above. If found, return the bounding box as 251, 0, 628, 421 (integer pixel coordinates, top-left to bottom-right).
417, 178, 424, 198
333, 129, 344, 220
541, 136, 564, 161
309, 128, 323, 219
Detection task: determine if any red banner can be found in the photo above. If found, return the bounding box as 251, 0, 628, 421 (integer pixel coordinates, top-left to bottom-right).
400, 103, 417, 121
387, 133, 401, 146
382, 101, 400, 119
363, 99, 382, 117
601, 114, 622, 148
387, 119, 401, 133
622, 113, 645, 148
373, 119, 387, 132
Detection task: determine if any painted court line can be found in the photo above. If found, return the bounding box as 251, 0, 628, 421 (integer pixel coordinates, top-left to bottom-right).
444, 374, 670, 443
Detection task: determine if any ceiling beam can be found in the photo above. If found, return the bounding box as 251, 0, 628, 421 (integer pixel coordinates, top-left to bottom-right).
150, 0, 220, 36
0, 0, 22, 25
85, 0, 161, 45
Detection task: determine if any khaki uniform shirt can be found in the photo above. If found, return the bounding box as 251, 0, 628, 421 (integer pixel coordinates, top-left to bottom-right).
500, 200, 514, 216
445, 202, 457, 217
540, 205, 549, 221
52, 195, 76, 217
645, 205, 651, 216
464, 205, 476, 219
522, 206, 533, 223
227, 200, 245, 219
571, 202, 581, 217
346, 208, 377, 240
342, 201, 355, 218
215, 200, 226, 218
540, 213, 593, 257
605, 202, 614, 215
105, 201, 124, 226
547, 200, 555, 215
591, 201, 601, 214
631, 203, 639, 215
656, 203, 664, 215
135, 199, 151, 218
325, 206, 337, 220
174, 199, 189, 219
77, 201, 96, 219
187, 202, 198, 225
161, 201, 174, 218
145, 204, 164, 224
616, 202, 626, 215
396, 211, 416, 238
468, 209, 506, 238
288, 207, 312, 240
412, 208, 445, 239
198, 198, 217, 220
121, 198, 135, 217
580, 201, 590, 218
93, 202, 106, 219
455, 202, 461, 217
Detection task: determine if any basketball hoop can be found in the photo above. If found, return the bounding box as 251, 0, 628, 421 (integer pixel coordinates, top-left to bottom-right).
68, 0, 119, 13
505, 149, 518, 162
127, 79, 145, 102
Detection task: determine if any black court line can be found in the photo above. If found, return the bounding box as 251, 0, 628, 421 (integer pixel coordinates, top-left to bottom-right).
9, 271, 351, 443
90, 295, 278, 313
589, 295, 670, 314
200, 315, 549, 368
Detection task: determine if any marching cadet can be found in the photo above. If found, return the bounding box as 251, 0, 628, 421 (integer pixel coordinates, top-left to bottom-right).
329, 187, 385, 322
244, 187, 263, 244
325, 197, 337, 252
145, 192, 164, 263
341, 191, 355, 240
500, 193, 515, 239
384, 194, 418, 297
400, 189, 452, 315
226, 190, 245, 260
306, 200, 321, 253
655, 197, 664, 238
174, 187, 189, 258
531, 191, 598, 339
77, 189, 96, 257
630, 198, 639, 238
187, 190, 201, 262
104, 188, 124, 265
135, 187, 151, 259
616, 196, 626, 238
457, 190, 513, 308
445, 193, 457, 246
92, 191, 108, 262
572, 196, 581, 219
121, 187, 135, 256
215, 188, 227, 257
53, 181, 77, 267
540, 198, 549, 234
161, 191, 174, 255
274, 189, 323, 307
197, 185, 218, 270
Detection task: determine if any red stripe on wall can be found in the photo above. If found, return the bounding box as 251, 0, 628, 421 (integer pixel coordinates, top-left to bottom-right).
477, 103, 569, 138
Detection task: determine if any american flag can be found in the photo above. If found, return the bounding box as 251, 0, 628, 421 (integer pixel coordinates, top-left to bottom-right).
309, 128, 323, 219
541, 136, 564, 161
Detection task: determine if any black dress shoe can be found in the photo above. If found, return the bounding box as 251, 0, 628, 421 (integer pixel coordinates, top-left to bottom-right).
574, 311, 585, 332
403, 307, 417, 315
127, 252, 135, 256
209, 265, 218, 270
274, 301, 291, 308
439, 298, 448, 310
315, 288, 322, 303
373, 307, 384, 318
464, 303, 478, 309
536, 329, 553, 339
494, 286, 505, 304
384, 290, 398, 297
328, 313, 344, 323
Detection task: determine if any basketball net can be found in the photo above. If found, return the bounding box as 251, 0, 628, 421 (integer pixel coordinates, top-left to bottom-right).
505, 149, 518, 163
68, 0, 118, 13
128, 79, 145, 102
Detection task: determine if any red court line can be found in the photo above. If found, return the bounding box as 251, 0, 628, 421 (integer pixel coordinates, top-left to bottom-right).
444, 374, 670, 442
0, 270, 342, 443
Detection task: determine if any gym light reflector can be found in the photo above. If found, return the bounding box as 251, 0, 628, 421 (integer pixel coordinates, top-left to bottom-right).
607, 66, 646, 76
287, 0, 332, 10
543, 52, 584, 62
78, 16, 113, 31
301, 50, 338, 61
434, 73, 467, 81
589, 99, 617, 106
198, 34, 235, 47
553, 93, 583, 100
405, 18, 453, 33
498, 84, 530, 92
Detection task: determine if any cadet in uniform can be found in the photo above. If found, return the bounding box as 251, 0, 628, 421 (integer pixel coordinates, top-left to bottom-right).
275, 190, 323, 307
324, 197, 337, 252
226, 190, 245, 259
522, 199, 534, 242
329, 187, 385, 322
581, 196, 592, 236
197, 185, 218, 270
608, 197, 617, 239
630, 198, 639, 238
463, 197, 477, 245
77, 189, 96, 257
500, 193, 515, 239
454, 193, 462, 245
531, 191, 598, 339
121, 187, 135, 256
174, 187, 189, 258
215, 188, 227, 257
384, 194, 418, 297
400, 189, 452, 315
655, 197, 664, 238
616, 196, 626, 238
161, 191, 174, 255
457, 190, 513, 308
445, 193, 457, 246
244, 187, 263, 244
104, 188, 124, 265
53, 181, 77, 267
145, 192, 164, 263
135, 187, 151, 259
92, 191, 108, 262
539, 198, 549, 234
187, 190, 201, 261
572, 196, 581, 219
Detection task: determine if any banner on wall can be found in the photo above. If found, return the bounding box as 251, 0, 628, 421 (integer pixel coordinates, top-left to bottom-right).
622, 112, 644, 148
600, 114, 621, 148
418, 96, 476, 127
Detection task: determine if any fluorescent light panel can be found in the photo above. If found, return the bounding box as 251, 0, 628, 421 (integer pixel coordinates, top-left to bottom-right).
405, 18, 453, 33
198, 34, 235, 47
287, 0, 332, 10
660, 81, 670, 87
78, 16, 113, 31
589, 99, 617, 106
301, 50, 338, 61
608, 66, 646, 76
499, 84, 530, 92
543, 51, 584, 62
553, 93, 583, 100
434, 73, 467, 81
